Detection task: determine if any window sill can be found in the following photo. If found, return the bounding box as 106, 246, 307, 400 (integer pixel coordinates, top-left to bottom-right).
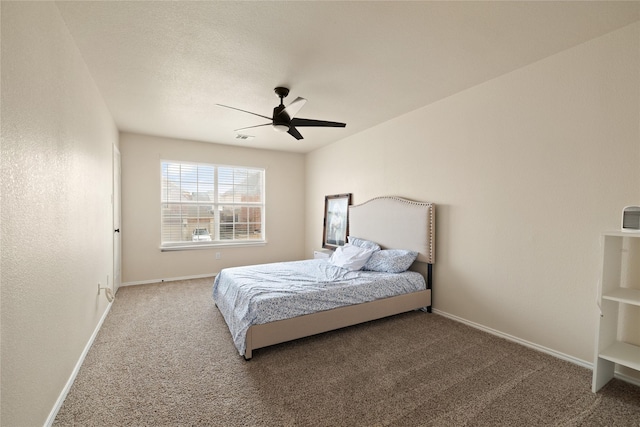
160, 241, 266, 252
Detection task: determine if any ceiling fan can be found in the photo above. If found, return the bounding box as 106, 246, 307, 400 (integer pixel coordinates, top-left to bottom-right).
216, 87, 346, 140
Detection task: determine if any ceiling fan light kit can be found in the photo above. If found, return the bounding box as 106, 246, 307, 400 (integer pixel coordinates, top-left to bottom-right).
216, 87, 346, 141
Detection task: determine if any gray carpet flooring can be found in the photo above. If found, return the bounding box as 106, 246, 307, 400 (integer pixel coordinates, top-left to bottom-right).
54, 278, 640, 426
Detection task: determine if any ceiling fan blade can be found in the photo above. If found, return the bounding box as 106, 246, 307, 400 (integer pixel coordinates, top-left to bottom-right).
280, 97, 307, 120
234, 123, 271, 132
216, 104, 272, 121
287, 126, 304, 140
290, 118, 346, 128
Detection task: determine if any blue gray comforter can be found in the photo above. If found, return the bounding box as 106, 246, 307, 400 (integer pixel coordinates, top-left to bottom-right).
212, 259, 426, 355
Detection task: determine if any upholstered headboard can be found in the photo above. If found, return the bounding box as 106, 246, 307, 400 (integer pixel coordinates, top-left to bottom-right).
348, 196, 435, 264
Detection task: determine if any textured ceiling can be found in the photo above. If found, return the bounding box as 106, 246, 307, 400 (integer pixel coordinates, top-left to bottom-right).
55, 1, 640, 153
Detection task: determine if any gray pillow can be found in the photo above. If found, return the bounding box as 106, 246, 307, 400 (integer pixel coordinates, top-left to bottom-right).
347, 236, 381, 252
363, 249, 418, 273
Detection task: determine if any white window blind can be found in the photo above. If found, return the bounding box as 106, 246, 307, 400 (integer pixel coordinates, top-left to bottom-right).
161, 161, 265, 248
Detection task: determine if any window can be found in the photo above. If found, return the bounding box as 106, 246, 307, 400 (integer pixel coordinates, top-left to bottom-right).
161, 161, 265, 249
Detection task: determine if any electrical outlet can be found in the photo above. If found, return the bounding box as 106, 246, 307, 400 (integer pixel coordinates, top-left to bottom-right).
215, 252, 221, 260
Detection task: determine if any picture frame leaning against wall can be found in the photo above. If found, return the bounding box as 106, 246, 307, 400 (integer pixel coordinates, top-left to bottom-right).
322, 193, 351, 249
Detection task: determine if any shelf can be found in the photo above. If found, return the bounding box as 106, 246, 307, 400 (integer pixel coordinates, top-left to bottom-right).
602, 288, 640, 307
593, 232, 640, 392
599, 342, 640, 371
603, 231, 640, 238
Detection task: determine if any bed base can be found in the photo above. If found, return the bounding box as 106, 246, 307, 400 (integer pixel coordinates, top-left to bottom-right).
243, 288, 431, 360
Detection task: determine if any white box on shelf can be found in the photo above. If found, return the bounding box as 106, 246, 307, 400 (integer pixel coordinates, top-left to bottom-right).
622, 206, 640, 232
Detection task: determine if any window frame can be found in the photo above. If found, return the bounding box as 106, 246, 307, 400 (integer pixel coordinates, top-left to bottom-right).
160, 160, 266, 251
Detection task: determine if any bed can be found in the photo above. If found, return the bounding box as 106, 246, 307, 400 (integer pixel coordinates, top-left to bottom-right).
212, 196, 435, 359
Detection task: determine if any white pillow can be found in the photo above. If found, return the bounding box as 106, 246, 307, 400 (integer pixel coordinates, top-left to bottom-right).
329, 244, 375, 271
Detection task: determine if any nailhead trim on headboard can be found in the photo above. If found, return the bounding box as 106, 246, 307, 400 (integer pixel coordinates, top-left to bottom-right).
348, 196, 435, 264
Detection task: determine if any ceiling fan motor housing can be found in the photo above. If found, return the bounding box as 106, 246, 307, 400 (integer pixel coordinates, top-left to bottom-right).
273, 105, 290, 129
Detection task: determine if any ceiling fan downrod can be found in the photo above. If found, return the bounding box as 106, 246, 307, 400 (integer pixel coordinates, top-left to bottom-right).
274, 86, 290, 105
272, 87, 291, 131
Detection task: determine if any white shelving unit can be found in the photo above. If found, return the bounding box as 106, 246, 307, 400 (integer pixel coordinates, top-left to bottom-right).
592, 231, 640, 392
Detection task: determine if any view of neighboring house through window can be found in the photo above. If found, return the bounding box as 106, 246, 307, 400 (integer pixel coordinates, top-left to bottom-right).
161, 161, 265, 248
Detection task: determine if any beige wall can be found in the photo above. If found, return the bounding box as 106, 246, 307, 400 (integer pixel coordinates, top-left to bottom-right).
119, 133, 305, 284
1, 3, 118, 426
306, 23, 640, 365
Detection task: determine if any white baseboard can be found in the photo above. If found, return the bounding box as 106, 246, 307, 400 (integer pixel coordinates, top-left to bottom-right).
45, 301, 113, 427
121, 272, 217, 287
432, 309, 640, 388
614, 371, 640, 388
432, 309, 592, 368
